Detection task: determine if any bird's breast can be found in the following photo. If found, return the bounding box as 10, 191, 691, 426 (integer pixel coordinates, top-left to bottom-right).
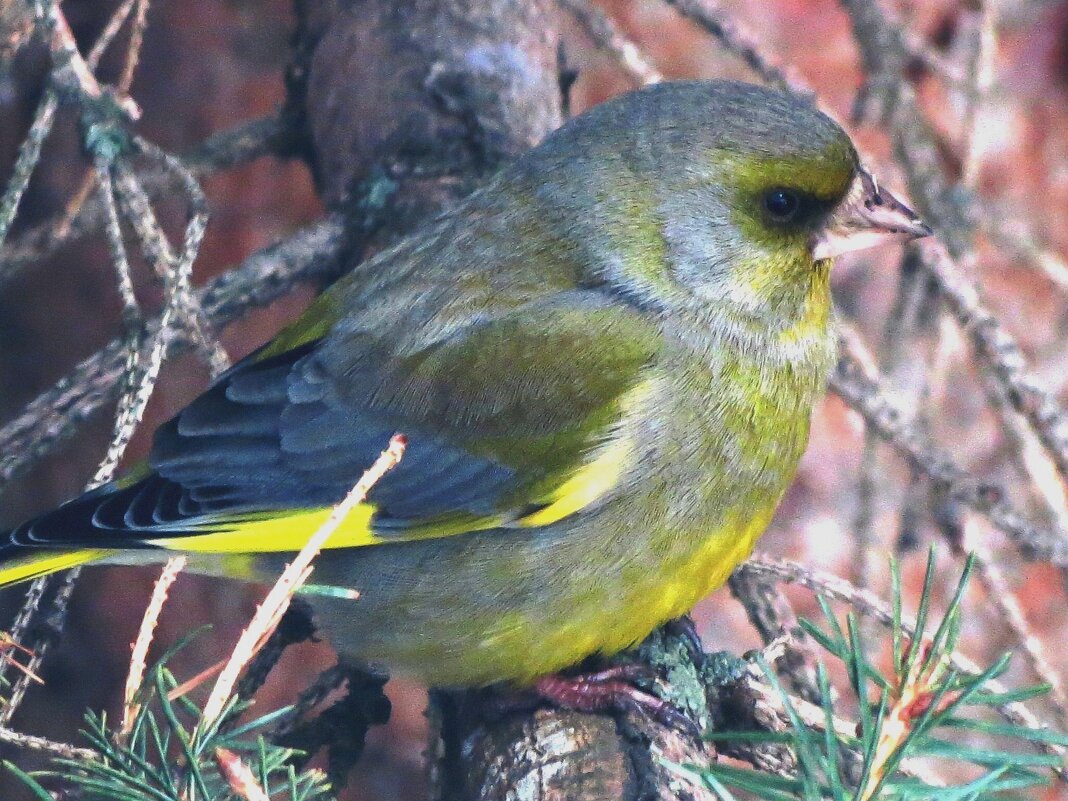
618, 327, 834, 552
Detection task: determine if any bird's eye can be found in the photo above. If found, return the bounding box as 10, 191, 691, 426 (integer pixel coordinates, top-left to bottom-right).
763, 189, 801, 222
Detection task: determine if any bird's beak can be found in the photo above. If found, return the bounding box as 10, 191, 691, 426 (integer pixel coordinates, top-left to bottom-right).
811, 167, 932, 261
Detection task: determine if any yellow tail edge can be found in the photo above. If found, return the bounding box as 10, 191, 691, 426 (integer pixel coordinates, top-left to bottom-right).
0, 549, 112, 588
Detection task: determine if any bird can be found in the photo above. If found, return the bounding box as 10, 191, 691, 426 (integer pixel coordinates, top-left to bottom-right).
0, 80, 929, 700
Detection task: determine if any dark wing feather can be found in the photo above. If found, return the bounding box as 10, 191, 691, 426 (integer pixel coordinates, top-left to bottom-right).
13, 294, 661, 548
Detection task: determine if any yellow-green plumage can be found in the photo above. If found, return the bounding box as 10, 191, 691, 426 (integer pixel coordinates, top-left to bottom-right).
0, 80, 928, 687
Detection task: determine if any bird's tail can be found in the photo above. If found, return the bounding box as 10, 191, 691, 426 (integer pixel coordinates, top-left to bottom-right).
0, 479, 127, 588
0, 542, 110, 588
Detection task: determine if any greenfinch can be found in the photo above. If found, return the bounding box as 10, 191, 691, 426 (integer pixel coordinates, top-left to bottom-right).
0, 80, 928, 688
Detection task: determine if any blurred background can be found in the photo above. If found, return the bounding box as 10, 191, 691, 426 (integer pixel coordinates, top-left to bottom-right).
1, 0, 1067, 798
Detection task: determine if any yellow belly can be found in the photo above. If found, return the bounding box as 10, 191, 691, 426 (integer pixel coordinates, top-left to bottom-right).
300, 499, 778, 687
483, 507, 773, 685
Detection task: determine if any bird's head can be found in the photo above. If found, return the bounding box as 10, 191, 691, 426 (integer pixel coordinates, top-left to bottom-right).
520, 80, 930, 334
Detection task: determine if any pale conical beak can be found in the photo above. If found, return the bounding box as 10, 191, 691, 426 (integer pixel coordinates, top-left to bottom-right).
811, 167, 932, 261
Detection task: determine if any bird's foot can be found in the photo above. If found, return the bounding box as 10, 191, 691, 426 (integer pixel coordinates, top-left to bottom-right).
663, 615, 705, 664
534, 665, 701, 738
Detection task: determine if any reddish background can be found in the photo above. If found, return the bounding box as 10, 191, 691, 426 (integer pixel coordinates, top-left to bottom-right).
1, 1, 1067, 798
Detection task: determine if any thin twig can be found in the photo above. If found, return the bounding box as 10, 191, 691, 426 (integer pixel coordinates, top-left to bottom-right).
950, 518, 1068, 730
899, 27, 968, 86
919, 239, 1068, 484
831, 341, 1068, 565
125, 138, 230, 376
36, 0, 140, 118
87, 158, 166, 488
0, 8, 208, 712
982, 216, 1068, 295
269, 664, 351, 739
557, 0, 662, 86
728, 571, 822, 704
52, 0, 151, 242
662, 0, 810, 95
116, 0, 150, 93
851, 250, 939, 586
0, 113, 286, 286
0, 216, 344, 492
0, 725, 96, 760
0, 89, 58, 247
85, 0, 139, 67
960, 0, 999, 189
196, 434, 406, 736
979, 370, 1068, 532
120, 556, 187, 740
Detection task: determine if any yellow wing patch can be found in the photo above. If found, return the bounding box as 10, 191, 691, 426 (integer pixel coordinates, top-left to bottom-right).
152, 438, 634, 553
152, 381, 647, 552
153, 504, 380, 553
518, 437, 632, 527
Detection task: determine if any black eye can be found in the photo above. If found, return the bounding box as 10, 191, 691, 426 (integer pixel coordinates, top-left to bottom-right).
763, 189, 801, 222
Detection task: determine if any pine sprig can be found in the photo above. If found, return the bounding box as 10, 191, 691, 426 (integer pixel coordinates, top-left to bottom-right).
5, 651, 332, 801
694, 548, 1068, 800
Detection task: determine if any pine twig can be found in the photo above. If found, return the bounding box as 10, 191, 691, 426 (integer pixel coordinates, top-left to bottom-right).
738, 554, 1068, 785
215, 747, 271, 801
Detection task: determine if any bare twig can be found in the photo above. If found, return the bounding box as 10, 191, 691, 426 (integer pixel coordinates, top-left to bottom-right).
120, 139, 230, 377
0, 113, 286, 286
728, 570, 822, 704
558, 0, 662, 85
0, 216, 344, 492
831, 340, 1068, 565
663, 0, 810, 95
120, 556, 187, 740
0, 90, 58, 247
851, 250, 939, 586
0, 726, 95, 761
979, 370, 1068, 532
35, 0, 140, 118
983, 216, 1068, 295
116, 0, 150, 93
899, 27, 968, 86
0, 15, 213, 714
196, 434, 406, 736
960, 0, 999, 189
919, 239, 1068, 484
52, 0, 152, 242
949, 518, 1068, 729
85, 0, 139, 67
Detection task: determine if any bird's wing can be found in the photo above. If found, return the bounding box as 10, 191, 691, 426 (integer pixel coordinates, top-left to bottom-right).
13, 292, 662, 553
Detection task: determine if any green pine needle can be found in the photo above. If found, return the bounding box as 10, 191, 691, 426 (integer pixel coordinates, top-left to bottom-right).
691, 548, 1063, 801
7, 638, 332, 801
